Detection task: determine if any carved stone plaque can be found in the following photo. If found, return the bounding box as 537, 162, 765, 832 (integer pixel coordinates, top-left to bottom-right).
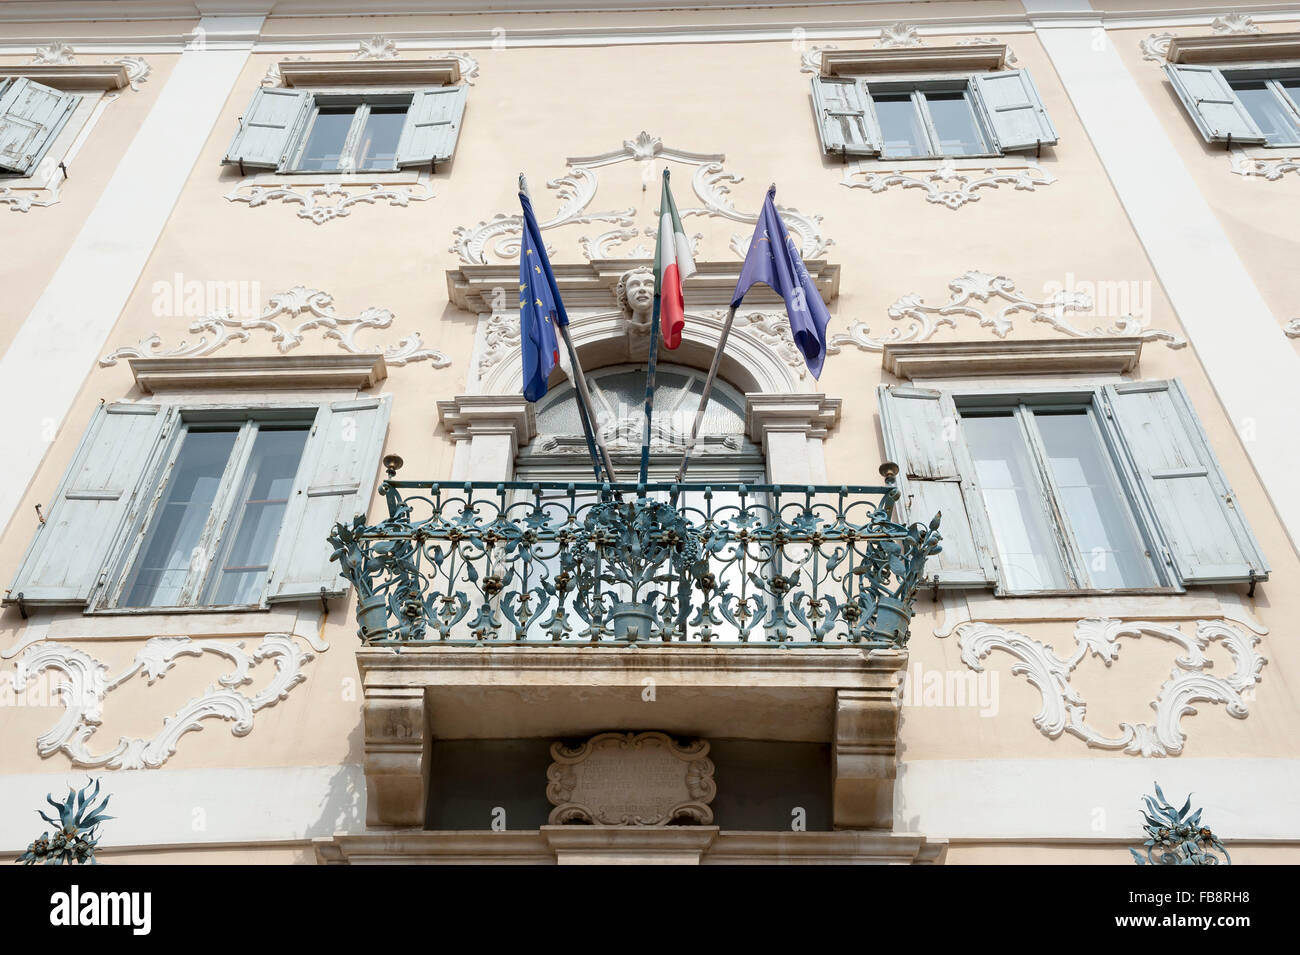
546, 732, 716, 826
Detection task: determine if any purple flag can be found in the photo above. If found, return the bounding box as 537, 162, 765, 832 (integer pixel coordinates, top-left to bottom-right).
731, 186, 830, 378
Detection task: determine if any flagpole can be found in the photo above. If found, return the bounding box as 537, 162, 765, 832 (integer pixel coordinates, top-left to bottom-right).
673, 303, 737, 483
520, 173, 617, 490
638, 290, 661, 495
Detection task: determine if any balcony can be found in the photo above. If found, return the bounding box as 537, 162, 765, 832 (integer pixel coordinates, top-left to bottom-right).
328, 462, 941, 649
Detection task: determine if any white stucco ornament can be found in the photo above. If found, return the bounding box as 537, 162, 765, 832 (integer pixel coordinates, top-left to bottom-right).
1141, 12, 1261, 62
841, 158, 1055, 209
944, 618, 1266, 757
100, 286, 451, 369
10, 634, 313, 770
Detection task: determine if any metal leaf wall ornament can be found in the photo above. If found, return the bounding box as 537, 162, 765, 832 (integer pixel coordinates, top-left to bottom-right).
15, 777, 113, 865
1131, 783, 1230, 865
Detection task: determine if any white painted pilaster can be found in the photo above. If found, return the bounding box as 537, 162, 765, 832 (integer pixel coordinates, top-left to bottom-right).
0, 17, 264, 537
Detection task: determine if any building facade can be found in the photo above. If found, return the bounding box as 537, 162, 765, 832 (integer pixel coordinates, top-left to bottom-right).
0, 0, 1297, 864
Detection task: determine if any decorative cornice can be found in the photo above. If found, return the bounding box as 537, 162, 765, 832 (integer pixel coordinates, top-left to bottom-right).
882, 337, 1143, 380
1167, 30, 1300, 64
821, 44, 1008, 75
745, 392, 841, 445
436, 394, 537, 447
447, 259, 839, 314
277, 57, 460, 87
128, 354, 387, 393
4, 62, 129, 90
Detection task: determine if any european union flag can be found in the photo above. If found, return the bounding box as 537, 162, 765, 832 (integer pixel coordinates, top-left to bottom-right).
518, 190, 568, 402
732, 186, 831, 379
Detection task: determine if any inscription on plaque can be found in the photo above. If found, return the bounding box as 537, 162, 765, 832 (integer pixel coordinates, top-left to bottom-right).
546, 731, 716, 826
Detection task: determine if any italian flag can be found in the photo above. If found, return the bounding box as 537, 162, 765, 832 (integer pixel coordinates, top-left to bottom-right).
654, 171, 696, 350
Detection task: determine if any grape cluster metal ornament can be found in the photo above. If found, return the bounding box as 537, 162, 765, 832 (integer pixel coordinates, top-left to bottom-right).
1131, 782, 1230, 865
16, 778, 113, 865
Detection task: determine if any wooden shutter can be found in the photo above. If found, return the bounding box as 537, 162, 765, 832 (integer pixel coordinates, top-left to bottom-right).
395, 86, 468, 167
0, 77, 78, 176
266, 395, 392, 602
6, 403, 173, 607
1163, 65, 1266, 145
1101, 380, 1269, 585
810, 76, 881, 157
970, 69, 1058, 152
877, 385, 997, 588
222, 87, 313, 170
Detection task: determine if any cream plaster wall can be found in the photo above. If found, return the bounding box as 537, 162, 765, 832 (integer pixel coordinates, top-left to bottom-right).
1, 4, 1298, 862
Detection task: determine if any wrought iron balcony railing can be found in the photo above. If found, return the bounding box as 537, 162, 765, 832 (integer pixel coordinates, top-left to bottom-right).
328, 462, 941, 649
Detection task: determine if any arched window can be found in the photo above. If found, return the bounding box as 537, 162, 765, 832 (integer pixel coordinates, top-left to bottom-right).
518, 363, 764, 483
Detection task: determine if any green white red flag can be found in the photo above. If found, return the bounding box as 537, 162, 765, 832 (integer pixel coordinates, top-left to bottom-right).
654, 171, 696, 349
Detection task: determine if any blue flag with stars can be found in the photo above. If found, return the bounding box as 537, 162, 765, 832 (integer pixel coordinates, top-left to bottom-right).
732, 186, 830, 379
518, 190, 568, 402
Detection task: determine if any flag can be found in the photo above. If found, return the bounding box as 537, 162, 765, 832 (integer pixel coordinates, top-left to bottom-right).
655, 170, 696, 350
732, 186, 830, 378
518, 190, 568, 402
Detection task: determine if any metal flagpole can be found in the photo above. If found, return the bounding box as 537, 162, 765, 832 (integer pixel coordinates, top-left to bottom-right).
673, 303, 737, 483
520, 174, 618, 489
638, 289, 662, 494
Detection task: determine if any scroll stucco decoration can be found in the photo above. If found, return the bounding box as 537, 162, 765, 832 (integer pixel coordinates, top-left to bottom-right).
946, 618, 1265, 757
546, 732, 716, 825
450, 131, 830, 265
1230, 150, 1300, 183
10, 634, 312, 770
825, 270, 1187, 354
224, 175, 436, 225
1141, 12, 1261, 62
840, 158, 1055, 209
100, 285, 451, 369
1285, 318, 1299, 338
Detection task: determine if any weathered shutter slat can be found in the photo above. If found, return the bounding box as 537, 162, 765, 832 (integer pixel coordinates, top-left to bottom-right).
395, 86, 468, 167
877, 385, 997, 587
810, 76, 881, 157
266, 395, 392, 602
1102, 380, 1269, 585
1163, 64, 1266, 145
0, 77, 79, 176
970, 69, 1058, 152
6, 403, 173, 607
222, 87, 313, 170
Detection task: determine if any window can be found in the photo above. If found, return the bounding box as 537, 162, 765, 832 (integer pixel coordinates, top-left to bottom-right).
222, 85, 468, 173
117, 420, 310, 608
0, 76, 79, 177
811, 69, 1058, 160
878, 380, 1269, 594
5, 396, 393, 612
1166, 64, 1300, 146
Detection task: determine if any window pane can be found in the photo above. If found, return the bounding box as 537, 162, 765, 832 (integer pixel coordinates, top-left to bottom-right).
873, 93, 930, 158
355, 106, 405, 170
1033, 411, 1157, 589
1230, 81, 1300, 145
123, 429, 238, 607
205, 427, 309, 606
296, 107, 355, 171
924, 92, 986, 156
1280, 79, 1300, 118
962, 413, 1070, 591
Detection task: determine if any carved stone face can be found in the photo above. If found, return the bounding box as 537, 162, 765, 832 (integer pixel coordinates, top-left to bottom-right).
623, 270, 654, 317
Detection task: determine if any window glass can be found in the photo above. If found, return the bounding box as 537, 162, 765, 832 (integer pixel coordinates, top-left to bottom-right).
297, 107, 355, 171
204, 427, 309, 606
874, 93, 929, 158
122, 430, 238, 607
962, 413, 1070, 591
925, 92, 986, 156
1230, 81, 1300, 144
1034, 411, 1157, 589
355, 106, 405, 170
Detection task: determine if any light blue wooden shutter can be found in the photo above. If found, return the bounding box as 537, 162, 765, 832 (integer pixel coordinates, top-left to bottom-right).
1101, 380, 1269, 585
266, 395, 393, 602
810, 76, 881, 157
877, 385, 997, 587
970, 69, 1058, 152
1163, 65, 1265, 145
6, 402, 173, 607
222, 87, 313, 170
395, 86, 468, 167
0, 77, 78, 176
